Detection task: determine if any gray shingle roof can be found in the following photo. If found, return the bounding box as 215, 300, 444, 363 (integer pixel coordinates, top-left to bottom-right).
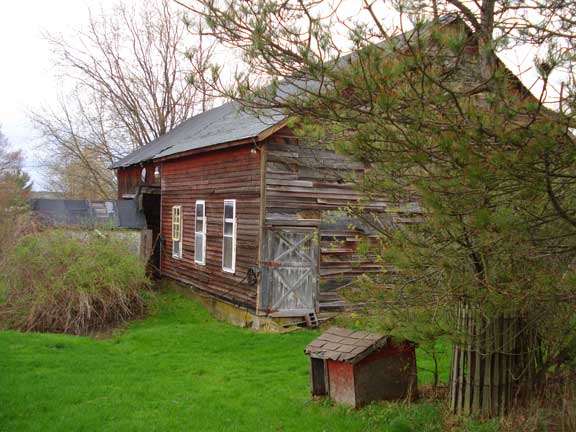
305, 327, 389, 363
110, 15, 464, 170
110, 101, 285, 168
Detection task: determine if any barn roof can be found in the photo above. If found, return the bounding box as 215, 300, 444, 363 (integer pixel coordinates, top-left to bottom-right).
110, 101, 285, 168
305, 327, 389, 364
111, 16, 463, 170
112, 15, 539, 171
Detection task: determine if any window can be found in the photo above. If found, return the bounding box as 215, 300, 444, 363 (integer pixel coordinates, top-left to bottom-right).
194, 200, 206, 265
172, 206, 182, 259
222, 200, 236, 273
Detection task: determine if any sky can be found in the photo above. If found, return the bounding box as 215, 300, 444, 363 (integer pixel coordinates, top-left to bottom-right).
0, 0, 560, 191
0, 0, 119, 190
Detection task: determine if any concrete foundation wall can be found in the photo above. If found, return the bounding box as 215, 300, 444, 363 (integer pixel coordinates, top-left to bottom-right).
168, 280, 303, 332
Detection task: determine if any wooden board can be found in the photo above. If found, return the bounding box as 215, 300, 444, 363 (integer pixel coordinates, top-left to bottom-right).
160, 144, 261, 310
260, 227, 319, 315
116, 162, 160, 198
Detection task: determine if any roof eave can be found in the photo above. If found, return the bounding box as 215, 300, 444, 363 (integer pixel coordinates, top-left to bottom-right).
114, 118, 289, 168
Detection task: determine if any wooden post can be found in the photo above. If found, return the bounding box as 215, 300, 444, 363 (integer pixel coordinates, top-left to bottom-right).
140, 229, 153, 263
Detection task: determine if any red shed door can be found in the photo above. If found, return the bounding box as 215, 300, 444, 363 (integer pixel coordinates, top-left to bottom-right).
261, 227, 319, 316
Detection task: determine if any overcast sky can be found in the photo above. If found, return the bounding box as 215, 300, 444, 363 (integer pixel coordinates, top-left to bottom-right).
0, 0, 556, 191
0, 0, 115, 190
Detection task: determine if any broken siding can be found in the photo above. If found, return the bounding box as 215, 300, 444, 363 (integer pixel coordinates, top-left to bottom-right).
160, 145, 261, 310
116, 162, 160, 198
262, 128, 384, 311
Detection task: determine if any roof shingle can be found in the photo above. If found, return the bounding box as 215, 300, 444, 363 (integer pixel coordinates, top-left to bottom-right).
304, 327, 389, 363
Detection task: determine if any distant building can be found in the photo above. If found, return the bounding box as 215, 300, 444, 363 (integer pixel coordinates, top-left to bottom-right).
30, 198, 145, 229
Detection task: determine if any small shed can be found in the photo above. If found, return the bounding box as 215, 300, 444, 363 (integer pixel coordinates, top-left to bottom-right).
305, 327, 417, 408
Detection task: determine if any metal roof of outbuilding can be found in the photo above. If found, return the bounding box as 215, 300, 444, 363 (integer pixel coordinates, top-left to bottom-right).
30, 198, 146, 229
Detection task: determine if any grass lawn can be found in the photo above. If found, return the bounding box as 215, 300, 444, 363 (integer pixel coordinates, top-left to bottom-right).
0, 285, 497, 432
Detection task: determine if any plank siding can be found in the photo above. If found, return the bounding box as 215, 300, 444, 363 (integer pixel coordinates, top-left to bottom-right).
117, 162, 160, 198
161, 145, 261, 310
262, 128, 384, 312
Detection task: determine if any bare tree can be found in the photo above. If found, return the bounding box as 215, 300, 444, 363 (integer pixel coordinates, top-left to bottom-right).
33, 0, 216, 198
30, 90, 118, 199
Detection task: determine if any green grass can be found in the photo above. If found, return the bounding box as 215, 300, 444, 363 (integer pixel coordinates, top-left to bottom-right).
0, 286, 496, 432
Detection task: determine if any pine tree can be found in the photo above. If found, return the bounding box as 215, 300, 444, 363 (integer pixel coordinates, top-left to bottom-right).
181, 0, 576, 415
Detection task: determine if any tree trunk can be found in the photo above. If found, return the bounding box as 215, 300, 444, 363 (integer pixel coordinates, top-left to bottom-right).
449, 303, 537, 417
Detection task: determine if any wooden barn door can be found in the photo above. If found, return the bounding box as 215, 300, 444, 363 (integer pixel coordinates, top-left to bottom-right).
261, 227, 319, 316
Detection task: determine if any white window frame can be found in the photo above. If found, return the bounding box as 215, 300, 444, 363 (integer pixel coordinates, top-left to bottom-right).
194, 200, 206, 265
172, 205, 182, 259
222, 199, 237, 273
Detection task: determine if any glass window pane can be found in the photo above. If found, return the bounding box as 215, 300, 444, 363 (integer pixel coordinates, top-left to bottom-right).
173, 240, 181, 258
196, 203, 204, 216
224, 221, 233, 236
196, 218, 204, 233
223, 236, 233, 269
195, 234, 204, 262
224, 202, 234, 219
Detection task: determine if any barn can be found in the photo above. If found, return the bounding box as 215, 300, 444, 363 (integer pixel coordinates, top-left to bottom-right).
111, 101, 413, 325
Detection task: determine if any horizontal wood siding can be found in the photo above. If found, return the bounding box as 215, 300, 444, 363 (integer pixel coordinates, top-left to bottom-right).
161, 145, 261, 311
116, 162, 160, 198
263, 128, 383, 312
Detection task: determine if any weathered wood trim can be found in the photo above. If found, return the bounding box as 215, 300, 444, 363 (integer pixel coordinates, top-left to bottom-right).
154, 138, 255, 163
256, 119, 289, 142
146, 119, 287, 166
256, 143, 267, 315
158, 162, 163, 275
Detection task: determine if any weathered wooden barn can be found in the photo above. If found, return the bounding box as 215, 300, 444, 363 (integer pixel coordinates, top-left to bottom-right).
111, 101, 409, 323
113, 14, 541, 324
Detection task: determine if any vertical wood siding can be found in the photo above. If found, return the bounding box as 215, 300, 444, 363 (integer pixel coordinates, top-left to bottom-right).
161, 145, 261, 310
116, 162, 160, 198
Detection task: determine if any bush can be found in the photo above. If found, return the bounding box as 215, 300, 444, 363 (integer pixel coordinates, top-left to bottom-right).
0, 230, 151, 335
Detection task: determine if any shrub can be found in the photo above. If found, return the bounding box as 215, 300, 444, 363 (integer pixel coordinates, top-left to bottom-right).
0, 230, 151, 335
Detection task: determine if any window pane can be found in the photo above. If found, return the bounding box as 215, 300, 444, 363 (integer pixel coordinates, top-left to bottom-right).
224, 202, 234, 219
223, 236, 233, 269
196, 218, 204, 233
195, 234, 204, 262
173, 240, 181, 258
224, 221, 233, 236
196, 203, 204, 216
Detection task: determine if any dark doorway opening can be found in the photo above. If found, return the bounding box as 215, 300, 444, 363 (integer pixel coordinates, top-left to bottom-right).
140, 188, 162, 276
310, 358, 328, 396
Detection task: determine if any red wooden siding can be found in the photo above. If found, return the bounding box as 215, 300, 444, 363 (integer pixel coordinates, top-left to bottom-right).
117, 162, 160, 198
327, 361, 356, 407
160, 145, 261, 310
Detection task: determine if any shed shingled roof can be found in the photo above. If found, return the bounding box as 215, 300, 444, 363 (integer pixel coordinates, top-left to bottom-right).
305, 327, 388, 364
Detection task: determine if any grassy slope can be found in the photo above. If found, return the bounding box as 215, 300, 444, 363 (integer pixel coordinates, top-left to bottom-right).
0, 288, 496, 432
